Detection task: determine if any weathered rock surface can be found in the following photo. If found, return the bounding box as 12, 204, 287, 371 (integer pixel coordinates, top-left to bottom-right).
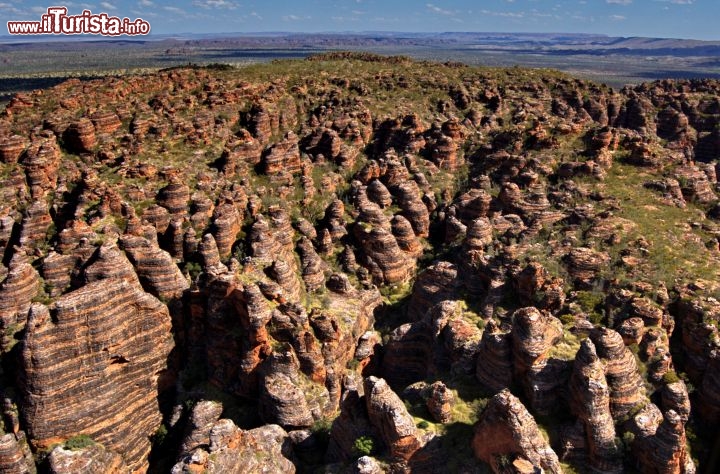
0, 252, 39, 352
0, 433, 35, 474
259, 371, 315, 429
19, 279, 174, 472
179, 400, 224, 456
364, 377, 423, 461
63, 118, 96, 153
511, 307, 564, 413
47, 443, 127, 474
426, 381, 453, 424
263, 131, 301, 175
476, 320, 513, 393
634, 410, 694, 474
172, 421, 295, 474
407, 262, 459, 321
472, 389, 561, 473
0, 135, 28, 164
590, 328, 648, 419
119, 234, 189, 299
569, 339, 621, 473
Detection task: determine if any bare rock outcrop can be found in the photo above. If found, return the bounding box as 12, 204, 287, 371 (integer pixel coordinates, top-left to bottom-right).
120, 234, 189, 300
472, 389, 561, 474
393, 180, 430, 237
218, 131, 263, 176
157, 180, 190, 216
89, 110, 122, 135
590, 328, 647, 419
426, 381, 453, 424
634, 410, 694, 474
381, 322, 432, 390
662, 381, 691, 424
353, 222, 414, 285
455, 189, 492, 224
569, 339, 621, 473
0, 135, 28, 164
566, 247, 610, 289
262, 131, 301, 175
407, 262, 459, 321
697, 349, 720, 424
0, 252, 39, 352
0, 433, 35, 474
20, 201, 52, 249
19, 279, 174, 472
47, 443, 127, 474
364, 376, 423, 462
367, 179, 393, 208
63, 118, 96, 153
178, 400, 224, 456
80, 241, 141, 288
211, 199, 243, 259
296, 236, 327, 292
21, 137, 61, 199
476, 320, 513, 394
259, 370, 315, 429
511, 307, 564, 414
172, 421, 295, 474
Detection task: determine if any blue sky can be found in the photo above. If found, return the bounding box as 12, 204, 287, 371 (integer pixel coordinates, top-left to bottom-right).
0, 1, 717, 40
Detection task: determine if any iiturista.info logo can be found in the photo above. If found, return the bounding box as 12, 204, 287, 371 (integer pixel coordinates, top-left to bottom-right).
7, 6, 151, 36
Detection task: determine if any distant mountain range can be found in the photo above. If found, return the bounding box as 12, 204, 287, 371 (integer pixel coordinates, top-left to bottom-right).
2, 31, 720, 56
2, 31, 720, 92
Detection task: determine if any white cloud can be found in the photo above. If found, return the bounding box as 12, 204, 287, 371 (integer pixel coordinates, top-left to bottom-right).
131, 9, 157, 17
610, 14, 627, 20
0, 2, 23, 14
282, 14, 311, 21
163, 6, 186, 14
138, 0, 154, 7
427, 3, 454, 16
99, 1, 117, 10
65, 2, 98, 8
480, 9, 526, 18
192, 0, 239, 9
606, 0, 632, 4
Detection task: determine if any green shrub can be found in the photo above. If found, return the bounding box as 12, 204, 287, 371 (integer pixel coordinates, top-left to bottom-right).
662, 370, 680, 384
352, 436, 375, 457
184, 261, 202, 280
310, 416, 335, 447
622, 431, 635, 453
559, 314, 575, 325
64, 434, 95, 450
152, 424, 168, 447
417, 420, 430, 429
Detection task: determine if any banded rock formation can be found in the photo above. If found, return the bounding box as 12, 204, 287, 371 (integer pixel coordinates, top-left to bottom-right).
19, 279, 173, 472
472, 390, 561, 474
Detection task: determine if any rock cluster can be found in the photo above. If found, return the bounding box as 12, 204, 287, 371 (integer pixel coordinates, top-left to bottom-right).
0, 55, 717, 473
